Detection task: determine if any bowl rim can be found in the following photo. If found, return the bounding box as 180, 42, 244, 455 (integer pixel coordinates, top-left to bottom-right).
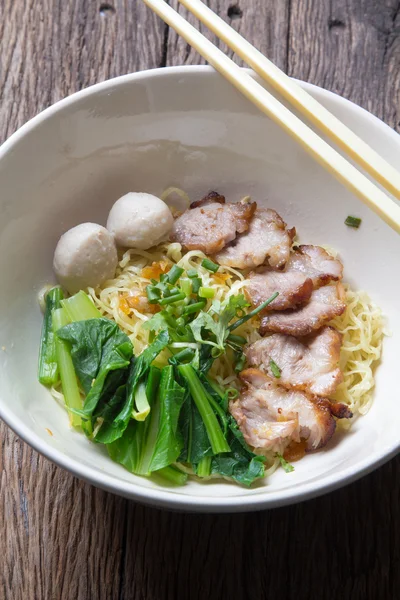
1, 64, 399, 512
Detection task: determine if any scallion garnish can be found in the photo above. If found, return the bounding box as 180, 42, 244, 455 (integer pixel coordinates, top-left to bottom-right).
158, 292, 186, 306
166, 265, 184, 284
146, 285, 162, 304
345, 215, 362, 228
187, 268, 198, 278
199, 286, 215, 299
269, 358, 281, 378
183, 300, 207, 314
229, 292, 279, 331
201, 258, 219, 273
191, 277, 202, 294
180, 278, 192, 296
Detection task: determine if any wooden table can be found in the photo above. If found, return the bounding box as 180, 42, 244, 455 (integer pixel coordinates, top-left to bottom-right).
1, 1, 399, 598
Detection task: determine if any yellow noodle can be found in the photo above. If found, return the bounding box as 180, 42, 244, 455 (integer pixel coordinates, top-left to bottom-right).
331, 286, 385, 416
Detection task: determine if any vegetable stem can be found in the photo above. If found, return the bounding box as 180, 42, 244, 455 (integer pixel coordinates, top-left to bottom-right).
38, 286, 64, 385
156, 465, 188, 485
229, 292, 279, 331
178, 364, 230, 454
61, 291, 101, 321
53, 308, 82, 428
132, 381, 151, 421
196, 456, 211, 478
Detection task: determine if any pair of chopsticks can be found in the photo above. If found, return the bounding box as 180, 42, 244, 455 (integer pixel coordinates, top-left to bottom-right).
143, 0, 400, 234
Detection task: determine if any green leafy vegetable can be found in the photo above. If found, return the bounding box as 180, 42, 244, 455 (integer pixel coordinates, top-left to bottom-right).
196, 456, 212, 477
277, 453, 294, 473
178, 390, 213, 464
57, 318, 133, 415
113, 330, 169, 426
38, 286, 64, 385
155, 466, 188, 486
211, 417, 265, 486
107, 365, 185, 476
148, 366, 186, 471
178, 364, 230, 454
52, 307, 83, 429
61, 290, 101, 321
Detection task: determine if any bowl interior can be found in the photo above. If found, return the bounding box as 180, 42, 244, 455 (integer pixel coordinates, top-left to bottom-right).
1, 67, 399, 510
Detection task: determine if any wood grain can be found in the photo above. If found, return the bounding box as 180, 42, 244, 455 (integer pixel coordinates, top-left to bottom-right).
1, 1, 400, 599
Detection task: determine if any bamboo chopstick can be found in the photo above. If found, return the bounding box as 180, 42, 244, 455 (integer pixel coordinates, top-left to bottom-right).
143, 0, 400, 234
179, 0, 400, 202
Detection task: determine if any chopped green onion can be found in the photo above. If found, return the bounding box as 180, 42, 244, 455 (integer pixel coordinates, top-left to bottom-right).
146, 285, 162, 304
187, 268, 198, 278
38, 286, 64, 385
345, 215, 362, 228
176, 317, 186, 328
159, 292, 186, 305
191, 277, 202, 294
61, 290, 101, 321
183, 300, 206, 315
227, 334, 246, 346
166, 265, 184, 284
199, 286, 215, 299
180, 278, 192, 296
229, 292, 279, 331
269, 358, 281, 378
201, 258, 219, 273
53, 308, 82, 428
196, 456, 211, 478
132, 381, 151, 421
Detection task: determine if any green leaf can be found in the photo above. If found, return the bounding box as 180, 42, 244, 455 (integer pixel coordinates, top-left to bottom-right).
107, 330, 169, 443
56, 318, 133, 415
142, 311, 172, 332
211, 416, 266, 486
148, 366, 186, 471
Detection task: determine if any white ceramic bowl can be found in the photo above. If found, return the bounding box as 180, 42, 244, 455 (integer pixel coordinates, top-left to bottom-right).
0, 66, 399, 512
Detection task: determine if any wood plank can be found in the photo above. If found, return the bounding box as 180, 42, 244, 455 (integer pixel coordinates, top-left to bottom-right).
288, 0, 400, 129
0, 0, 166, 140
166, 0, 290, 71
